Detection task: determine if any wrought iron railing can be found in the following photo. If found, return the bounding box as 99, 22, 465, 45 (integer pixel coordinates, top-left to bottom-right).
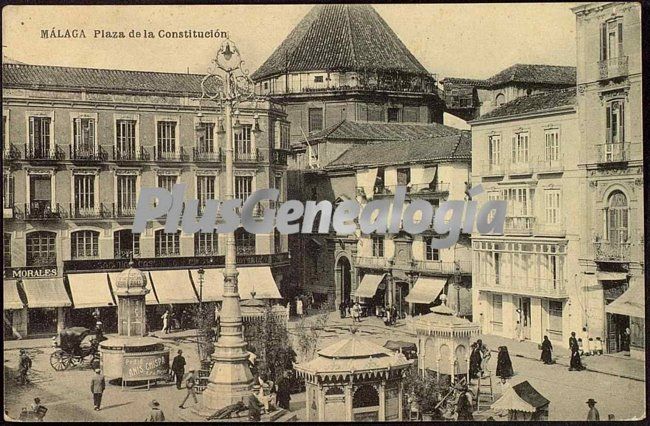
596, 142, 630, 164
69, 145, 109, 161
504, 216, 536, 235
24, 202, 66, 219
24, 145, 66, 160
193, 147, 223, 162
598, 56, 628, 80
234, 148, 261, 162
412, 260, 471, 274
593, 241, 631, 261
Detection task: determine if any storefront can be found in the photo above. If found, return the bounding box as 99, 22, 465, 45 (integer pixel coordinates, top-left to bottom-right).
405, 275, 446, 316
4, 279, 26, 339
601, 274, 630, 354
20, 277, 71, 335
354, 272, 388, 315
605, 276, 644, 360
66, 272, 118, 333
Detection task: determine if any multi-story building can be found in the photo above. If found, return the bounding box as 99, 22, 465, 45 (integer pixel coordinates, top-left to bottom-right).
470, 88, 581, 347
572, 2, 643, 359
2, 63, 290, 338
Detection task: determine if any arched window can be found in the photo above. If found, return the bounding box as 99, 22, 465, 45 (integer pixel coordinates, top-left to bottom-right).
235, 228, 255, 255
495, 93, 505, 107
155, 229, 181, 257
71, 230, 99, 259
114, 229, 140, 259
606, 191, 628, 244
353, 384, 379, 408
195, 230, 219, 256
26, 231, 57, 266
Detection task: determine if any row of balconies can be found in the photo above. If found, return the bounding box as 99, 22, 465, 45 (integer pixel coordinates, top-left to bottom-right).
475, 273, 568, 299
357, 182, 451, 198
2, 144, 290, 165
354, 256, 472, 275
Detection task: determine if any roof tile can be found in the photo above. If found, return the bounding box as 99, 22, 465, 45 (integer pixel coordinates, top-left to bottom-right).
475, 88, 576, 121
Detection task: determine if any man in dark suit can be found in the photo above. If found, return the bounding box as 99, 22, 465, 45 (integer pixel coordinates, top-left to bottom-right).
275, 370, 292, 410
569, 331, 583, 371
171, 349, 186, 390
90, 369, 106, 410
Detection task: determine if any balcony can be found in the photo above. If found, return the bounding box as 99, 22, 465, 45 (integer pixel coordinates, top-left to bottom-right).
23, 202, 66, 220
536, 155, 564, 174
504, 216, 536, 236
598, 56, 629, 80
480, 161, 506, 177
69, 146, 109, 161
235, 148, 261, 163
411, 182, 450, 196
596, 142, 630, 164
508, 161, 534, 176
3, 146, 21, 161
154, 147, 189, 161
113, 204, 138, 218
193, 147, 222, 162
114, 249, 141, 260
476, 274, 568, 299
113, 146, 146, 161
24, 145, 66, 161
534, 222, 566, 238
70, 204, 112, 219
355, 256, 392, 270
412, 260, 472, 275
271, 149, 288, 166
593, 241, 632, 262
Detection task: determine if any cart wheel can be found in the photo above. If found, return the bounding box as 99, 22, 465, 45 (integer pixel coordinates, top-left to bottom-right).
50, 350, 71, 371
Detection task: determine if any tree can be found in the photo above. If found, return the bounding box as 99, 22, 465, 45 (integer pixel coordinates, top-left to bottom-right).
292, 301, 332, 362
402, 364, 444, 417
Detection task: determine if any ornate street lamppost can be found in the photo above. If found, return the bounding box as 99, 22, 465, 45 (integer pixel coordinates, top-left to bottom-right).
193, 38, 261, 414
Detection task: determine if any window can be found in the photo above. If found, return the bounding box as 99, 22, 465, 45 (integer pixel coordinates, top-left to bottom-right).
116, 120, 137, 159
197, 176, 216, 210
235, 228, 256, 255
197, 123, 215, 153
511, 132, 529, 163
29, 116, 51, 158
313, 75, 324, 83
280, 123, 290, 150
488, 135, 501, 165
74, 175, 96, 214
114, 229, 140, 259
235, 125, 252, 157
26, 231, 56, 266
545, 129, 560, 161
157, 121, 177, 158
158, 175, 177, 192
600, 19, 623, 61
29, 175, 52, 214
397, 167, 410, 188
4, 233, 11, 267
492, 294, 503, 324
71, 230, 99, 259
424, 237, 439, 261
235, 176, 253, 201
367, 104, 384, 122
195, 231, 218, 256
308, 108, 323, 133
548, 301, 563, 334
387, 108, 400, 123
73, 118, 95, 157
606, 99, 625, 146
545, 190, 561, 224
371, 236, 384, 257
155, 229, 181, 257
501, 187, 534, 216
606, 191, 628, 243
495, 93, 505, 107
3, 172, 14, 209
274, 229, 282, 253
274, 175, 284, 201
117, 175, 137, 215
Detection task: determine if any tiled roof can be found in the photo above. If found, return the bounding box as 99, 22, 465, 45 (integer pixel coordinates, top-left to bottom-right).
326, 130, 471, 169
485, 64, 576, 87
442, 77, 488, 87
2, 63, 222, 95
251, 4, 430, 81
475, 88, 576, 121
306, 120, 460, 145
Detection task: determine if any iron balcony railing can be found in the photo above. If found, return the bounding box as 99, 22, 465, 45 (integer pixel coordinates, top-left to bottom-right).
412, 260, 472, 275
3, 146, 21, 161
24, 145, 66, 160
364, 182, 449, 197
69, 145, 109, 161
155, 248, 181, 257
113, 204, 138, 218
113, 146, 147, 161
154, 146, 189, 161
598, 56, 629, 80
476, 274, 568, 298
593, 240, 632, 261
24, 202, 66, 220
504, 216, 536, 235
536, 154, 565, 173
69, 203, 112, 219
234, 148, 261, 162
193, 147, 223, 162
596, 142, 630, 164
114, 249, 141, 260
235, 246, 256, 256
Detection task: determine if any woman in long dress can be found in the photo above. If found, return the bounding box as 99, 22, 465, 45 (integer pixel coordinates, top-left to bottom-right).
468, 342, 482, 380
540, 336, 553, 364
495, 346, 514, 378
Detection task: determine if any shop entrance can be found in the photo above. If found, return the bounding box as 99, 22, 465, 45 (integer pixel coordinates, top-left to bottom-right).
518, 297, 532, 340
606, 313, 630, 353
28, 308, 58, 334
395, 281, 409, 319
336, 256, 352, 305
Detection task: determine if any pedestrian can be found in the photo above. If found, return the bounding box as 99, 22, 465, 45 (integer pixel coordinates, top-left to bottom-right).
171, 349, 186, 390
247, 392, 264, 421
495, 346, 514, 379
30, 397, 47, 422
339, 301, 346, 319
569, 331, 584, 371
345, 301, 351, 318
90, 368, 106, 411
515, 320, 524, 342
586, 398, 600, 421
540, 335, 553, 364
161, 310, 169, 334
145, 399, 165, 422
214, 303, 221, 335
179, 371, 198, 409
383, 307, 390, 326
296, 297, 303, 319
455, 385, 474, 420
275, 370, 292, 410
390, 305, 397, 325
479, 341, 491, 376
468, 341, 482, 380
352, 302, 361, 323
622, 327, 631, 352
375, 304, 381, 317
180, 309, 189, 330
17, 349, 32, 385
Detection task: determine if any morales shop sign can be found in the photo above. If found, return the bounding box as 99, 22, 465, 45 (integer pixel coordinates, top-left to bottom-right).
4, 266, 58, 279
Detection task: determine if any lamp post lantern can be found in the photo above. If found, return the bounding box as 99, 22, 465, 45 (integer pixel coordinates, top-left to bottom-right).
192, 38, 261, 415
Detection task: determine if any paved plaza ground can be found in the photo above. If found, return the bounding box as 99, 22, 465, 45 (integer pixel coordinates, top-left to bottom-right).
4, 311, 646, 422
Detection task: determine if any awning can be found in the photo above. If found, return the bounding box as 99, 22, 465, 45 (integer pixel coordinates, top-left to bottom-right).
237, 267, 282, 300
189, 268, 224, 302
405, 276, 447, 304
492, 381, 549, 413
67, 273, 116, 309
596, 271, 629, 281
354, 273, 386, 299
605, 279, 644, 318
148, 270, 198, 305
4, 280, 24, 310
22, 278, 71, 308
107, 272, 158, 305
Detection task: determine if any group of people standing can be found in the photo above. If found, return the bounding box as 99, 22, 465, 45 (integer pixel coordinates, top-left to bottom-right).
469, 340, 514, 382
338, 300, 364, 322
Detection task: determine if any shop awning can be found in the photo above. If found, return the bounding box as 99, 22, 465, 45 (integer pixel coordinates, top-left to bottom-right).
148, 270, 198, 305
605, 278, 644, 319
22, 278, 71, 308
237, 267, 282, 300
4, 280, 24, 310
596, 271, 629, 281
189, 268, 224, 302
67, 273, 116, 309
354, 273, 386, 299
492, 381, 549, 413
405, 276, 447, 304
107, 272, 158, 305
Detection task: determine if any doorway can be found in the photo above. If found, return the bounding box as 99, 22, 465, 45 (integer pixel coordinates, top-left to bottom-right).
519, 297, 531, 340
606, 313, 630, 353
336, 256, 352, 305
395, 281, 409, 319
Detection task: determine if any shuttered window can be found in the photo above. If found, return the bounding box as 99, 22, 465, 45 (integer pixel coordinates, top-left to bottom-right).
74, 175, 95, 211
29, 117, 51, 157
116, 120, 137, 158
308, 108, 323, 133
545, 190, 561, 224
117, 175, 137, 214
73, 118, 95, 157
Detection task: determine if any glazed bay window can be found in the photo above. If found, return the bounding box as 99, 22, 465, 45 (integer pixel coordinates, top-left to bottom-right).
71, 230, 99, 260
73, 118, 96, 159
114, 229, 140, 259
235, 176, 253, 201
154, 229, 181, 257
195, 231, 218, 256
26, 231, 56, 266
234, 125, 253, 160
74, 174, 96, 217
511, 131, 529, 164
117, 175, 137, 216
308, 108, 323, 133
157, 121, 177, 160
28, 116, 52, 159
371, 236, 384, 258
197, 176, 216, 212
424, 236, 440, 261
116, 120, 137, 160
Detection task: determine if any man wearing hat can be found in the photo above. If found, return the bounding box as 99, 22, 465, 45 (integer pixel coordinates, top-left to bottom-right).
18, 349, 32, 385
586, 398, 600, 421
30, 397, 46, 421
145, 400, 165, 422
90, 368, 106, 411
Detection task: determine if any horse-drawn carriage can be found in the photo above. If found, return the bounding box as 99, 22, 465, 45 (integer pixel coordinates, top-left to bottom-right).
49, 327, 101, 371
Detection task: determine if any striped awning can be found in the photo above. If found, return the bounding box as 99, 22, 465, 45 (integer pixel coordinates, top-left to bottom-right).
3, 280, 24, 310
148, 270, 198, 305
22, 278, 71, 308
405, 277, 446, 304
67, 273, 116, 309
354, 273, 386, 299
189, 268, 224, 302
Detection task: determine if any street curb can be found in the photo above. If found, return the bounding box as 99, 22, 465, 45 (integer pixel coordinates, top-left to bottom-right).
488, 348, 644, 383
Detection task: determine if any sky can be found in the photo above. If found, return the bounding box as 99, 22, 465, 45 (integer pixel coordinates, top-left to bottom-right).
2, 3, 579, 80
